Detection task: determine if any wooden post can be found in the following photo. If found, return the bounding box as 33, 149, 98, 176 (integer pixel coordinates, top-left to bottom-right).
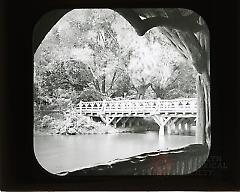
159, 117, 164, 136
105, 116, 115, 126
164, 117, 172, 135
79, 100, 82, 115
157, 98, 161, 113
128, 100, 132, 115
128, 118, 134, 127
190, 118, 197, 135
175, 118, 184, 135
186, 121, 191, 135
153, 115, 164, 136
112, 118, 117, 128
180, 120, 186, 135
112, 117, 122, 128
106, 116, 110, 126
135, 118, 140, 127
166, 120, 171, 135
102, 99, 106, 114
99, 114, 107, 124
90, 103, 93, 116
121, 117, 129, 128
168, 117, 178, 135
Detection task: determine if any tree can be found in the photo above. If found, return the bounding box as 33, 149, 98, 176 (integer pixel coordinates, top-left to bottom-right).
34, 9, 137, 104
117, 8, 210, 146
65, 9, 133, 97
150, 61, 197, 99
127, 28, 186, 99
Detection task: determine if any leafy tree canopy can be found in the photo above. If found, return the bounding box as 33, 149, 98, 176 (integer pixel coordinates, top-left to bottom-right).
34, 9, 197, 109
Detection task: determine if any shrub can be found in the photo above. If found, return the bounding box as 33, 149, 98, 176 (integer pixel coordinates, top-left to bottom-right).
34, 107, 118, 135
40, 115, 54, 129
60, 108, 117, 134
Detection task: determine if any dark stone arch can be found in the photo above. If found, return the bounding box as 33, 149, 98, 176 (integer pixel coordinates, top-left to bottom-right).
33, 9, 70, 53
33, 8, 211, 175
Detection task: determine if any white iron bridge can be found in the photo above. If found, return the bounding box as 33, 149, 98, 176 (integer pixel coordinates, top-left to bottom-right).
76, 98, 197, 136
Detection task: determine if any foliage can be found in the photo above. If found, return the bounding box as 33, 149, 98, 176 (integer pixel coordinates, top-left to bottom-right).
34, 9, 197, 112
151, 62, 197, 99
34, 108, 118, 135
39, 115, 55, 129
78, 88, 105, 102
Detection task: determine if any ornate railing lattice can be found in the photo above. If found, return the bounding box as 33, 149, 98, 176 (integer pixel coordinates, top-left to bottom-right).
77, 98, 197, 116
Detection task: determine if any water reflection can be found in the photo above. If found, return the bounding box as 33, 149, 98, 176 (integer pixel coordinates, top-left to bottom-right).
34, 131, 197, 174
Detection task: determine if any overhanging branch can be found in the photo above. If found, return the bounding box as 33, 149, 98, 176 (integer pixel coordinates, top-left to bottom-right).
143, 15, 204, 34
115, 8, 207, 36
114, 9, 147, 36
161, 27, 190, 59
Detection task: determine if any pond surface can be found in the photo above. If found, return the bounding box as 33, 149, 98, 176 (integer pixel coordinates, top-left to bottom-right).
34, 131, 197, 174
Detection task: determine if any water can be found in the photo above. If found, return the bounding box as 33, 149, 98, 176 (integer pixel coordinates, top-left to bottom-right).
34, 131, 197, 174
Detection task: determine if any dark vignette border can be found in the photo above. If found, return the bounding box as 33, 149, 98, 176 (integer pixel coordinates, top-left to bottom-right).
1, 0, 240, 190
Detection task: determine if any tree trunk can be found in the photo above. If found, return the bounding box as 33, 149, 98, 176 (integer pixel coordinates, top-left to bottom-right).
86, 58, 101, 92
108, 71, 117, 91
136, 83, 151, 99
151, 85, 165, 99
94, 80, 101, 92
196, 74, 206, 144
196, 70, 211, 148
202, 70, 211, 148
102, 75, 106, 93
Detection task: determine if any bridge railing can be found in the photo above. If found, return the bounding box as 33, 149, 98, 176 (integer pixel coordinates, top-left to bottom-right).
77, 98, 197, 115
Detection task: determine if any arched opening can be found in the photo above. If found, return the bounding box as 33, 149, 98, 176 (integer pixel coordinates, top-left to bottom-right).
33, 8, 210, 175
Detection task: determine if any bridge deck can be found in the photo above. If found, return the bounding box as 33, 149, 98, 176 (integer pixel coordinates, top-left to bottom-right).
76, 98, 197, 117
76, 98, 197, 135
